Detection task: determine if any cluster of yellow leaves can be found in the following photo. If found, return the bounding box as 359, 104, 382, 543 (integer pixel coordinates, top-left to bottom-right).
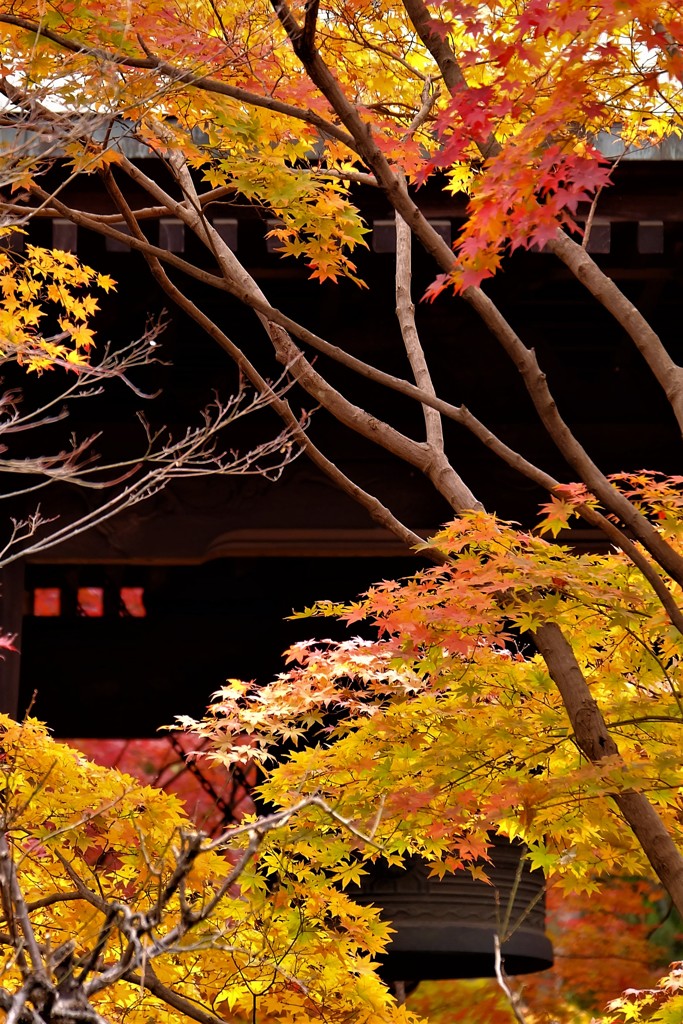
192, 97, 369, 282
0, 236, 115, 370
0, 715, 417, 1024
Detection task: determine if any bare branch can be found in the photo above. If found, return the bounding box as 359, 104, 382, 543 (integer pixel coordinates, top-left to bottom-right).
24, 892, 85, 913
493, 935, 529, 1024
0, 384, 298, 567
403, 75, 439, 137
395, 207, 444, 449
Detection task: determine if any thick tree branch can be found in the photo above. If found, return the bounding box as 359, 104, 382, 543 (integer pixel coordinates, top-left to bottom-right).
0, 834, 49, 986
545, 233, 683, 434
9, 67, 683, 621
466, 292, 683, 587
302, 0, 320, 52
6, 9, 683, 584
274, 1, 683, 916
402, 0, 500, 160
123, 967, 228, 1024
24, 892, 85, 913
12, 83, 666, 575
533, 622, 683, 919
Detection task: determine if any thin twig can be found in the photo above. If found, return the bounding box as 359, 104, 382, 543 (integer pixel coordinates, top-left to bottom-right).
493, 934, 529, 1024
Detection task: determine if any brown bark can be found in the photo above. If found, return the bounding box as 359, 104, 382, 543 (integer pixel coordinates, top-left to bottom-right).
534, 622, 683, 918
13, 187, 576, 508
546, 233, 683, 435
16, 36, 683, 593
123, 970, 227, 1024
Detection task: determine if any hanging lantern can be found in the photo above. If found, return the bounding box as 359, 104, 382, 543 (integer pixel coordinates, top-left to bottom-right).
350, 836, 554, 981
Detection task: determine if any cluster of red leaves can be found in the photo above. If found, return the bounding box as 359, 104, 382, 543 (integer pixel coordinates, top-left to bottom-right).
67, 735, 256, 835
420, 0, 683, 294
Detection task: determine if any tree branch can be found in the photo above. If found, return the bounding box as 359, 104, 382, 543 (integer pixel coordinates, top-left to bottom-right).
0, 15, 357, 152
545, 233, 683, 434
99, 166, 427, 552
533, 622, 683, 919
123, 967, 228, 1024
270, 0, 683, 587
302, 0, 320, 52
0, 833, 50, 986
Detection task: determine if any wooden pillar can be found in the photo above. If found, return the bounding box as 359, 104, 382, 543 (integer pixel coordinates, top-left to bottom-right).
0, 560, 25, 719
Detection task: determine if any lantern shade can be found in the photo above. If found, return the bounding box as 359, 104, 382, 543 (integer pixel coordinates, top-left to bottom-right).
350, 838, 554, 980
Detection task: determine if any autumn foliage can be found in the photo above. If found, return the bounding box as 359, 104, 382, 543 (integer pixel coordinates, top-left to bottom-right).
0, 231, 114, 370
184, 475, 683, 881
4, 480, 683, 1023
0, 715, 411, 1024
177, 476, 683, 1022
1, 0, 682, 290
1, 1, 683, 1022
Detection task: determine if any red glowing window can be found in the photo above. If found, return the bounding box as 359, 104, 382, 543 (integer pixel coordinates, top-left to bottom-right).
78, 587, 104, 617
120, 587, 146, 617
33, 588, 61, 617
32, 583, 146, 618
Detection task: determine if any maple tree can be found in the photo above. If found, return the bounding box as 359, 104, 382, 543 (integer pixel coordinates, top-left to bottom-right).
179, 475, 683, 1024
0, 1, 683, 1021
0, 714, 414, 1024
